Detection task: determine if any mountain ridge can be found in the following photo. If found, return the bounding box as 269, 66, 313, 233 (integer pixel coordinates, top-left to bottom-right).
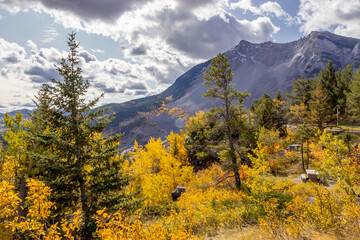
102, 31, 360, 147
3, 31, 359, 147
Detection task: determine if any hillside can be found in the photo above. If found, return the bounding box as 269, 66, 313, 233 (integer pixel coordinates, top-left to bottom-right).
103, 31, 360, 147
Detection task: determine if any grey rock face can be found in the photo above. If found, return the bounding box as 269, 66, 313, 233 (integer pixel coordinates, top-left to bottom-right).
105, 31, 360, 147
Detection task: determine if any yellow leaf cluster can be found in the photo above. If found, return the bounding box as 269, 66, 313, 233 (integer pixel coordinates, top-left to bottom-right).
127, 137, 193, 206
168, 107, 188, 119
95, 209, 167, 240
0, 181, 20, 219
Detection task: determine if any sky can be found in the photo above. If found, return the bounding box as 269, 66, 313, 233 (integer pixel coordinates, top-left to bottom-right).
0, 0, 359, 113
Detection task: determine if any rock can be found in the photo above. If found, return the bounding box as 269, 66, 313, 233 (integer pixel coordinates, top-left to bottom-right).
172, 186, 186, 201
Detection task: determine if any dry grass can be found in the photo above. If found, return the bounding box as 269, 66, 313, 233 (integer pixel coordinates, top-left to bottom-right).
207, 226, 356, 240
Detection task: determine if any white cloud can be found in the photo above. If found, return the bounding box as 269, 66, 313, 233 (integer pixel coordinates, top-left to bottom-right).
0, 38, 26, 63
0, 38, 156, 111
27, 40, 38, 51
42, 26, 59, 43
231, 0, 294, 25
0, 0, 284, 112
0, 0, 280, 59
91, 49, 104, 53
297, 0, 360, 38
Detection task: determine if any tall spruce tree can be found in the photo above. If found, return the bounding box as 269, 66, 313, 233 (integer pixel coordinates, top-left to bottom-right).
336, 64, 353, 118
250, 92, 288, 135
33, 33, 139, 239
307, 82, 335, 130
286, 77, 315, 109
320, 61, 337, 108
202, 53, 250, 190
347, 68, 360, 120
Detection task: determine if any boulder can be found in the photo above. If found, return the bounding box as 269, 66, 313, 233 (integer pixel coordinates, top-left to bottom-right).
171, 186, 186, 201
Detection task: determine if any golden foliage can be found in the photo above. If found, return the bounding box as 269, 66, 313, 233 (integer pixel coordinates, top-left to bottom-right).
95, 209, 168, 240
126, 136, 193, 206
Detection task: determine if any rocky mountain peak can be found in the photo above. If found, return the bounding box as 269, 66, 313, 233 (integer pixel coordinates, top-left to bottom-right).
104, 31, 360, 147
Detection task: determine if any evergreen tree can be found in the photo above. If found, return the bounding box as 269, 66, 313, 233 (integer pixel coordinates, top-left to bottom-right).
286, 77, 315, 109
347, 68, 360, 120
202, 53, 250, 190
335, 64, 353, 119
320, 61, 337, 109
307, 83, 335, 130
250, 92, 288, 135
184, 111, 223, 171
33, 33, 139, 239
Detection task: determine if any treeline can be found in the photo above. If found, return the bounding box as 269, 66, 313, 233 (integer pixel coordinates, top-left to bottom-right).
186, 55, 360, 183
1, 36, 360, 240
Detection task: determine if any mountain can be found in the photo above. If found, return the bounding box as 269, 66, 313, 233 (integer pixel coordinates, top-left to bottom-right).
0, 109, 31, 124
103, 31, 360, 147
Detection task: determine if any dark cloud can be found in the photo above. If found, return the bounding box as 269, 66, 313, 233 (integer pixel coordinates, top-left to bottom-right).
153, 9, 278, 59
130, 44, 147, 56
38, 0, 154, 22
134, 90, 148, 95
145, 66, 171, 83
0, 68, 9, 78
94, 82, 125, 93
125, 80, 147, 90
176, 0, 219, 10
24, 66, 59, 83
4, 54, 22, 63
108, 67, 130, 76
94, 79, 147, 94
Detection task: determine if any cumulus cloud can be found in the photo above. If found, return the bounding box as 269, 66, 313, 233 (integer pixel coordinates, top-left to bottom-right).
0, 0, 284, 111
27, 40, 38, 52
79, 50, 97, 63
1, 0, 280, 60
297, 0, 360, 38
231, 0, 294, 24
0, 37, 155, 111
24, 66, 59, 83
151, 8, 279, 59
130, 44, 148, 56
0, 39, 26, 63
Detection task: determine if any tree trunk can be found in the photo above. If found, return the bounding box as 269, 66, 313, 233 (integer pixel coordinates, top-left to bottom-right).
76, 146, 91, 240
224, 89, 241, 190
18, 175, 26, 218
228, 132, 241, 190
80, 175, 91, 240
306, 141, 310, 169
301, 143, 305, 172
234, 166, 241, 190
226, 113, 241, 189
15, 174, 26, 240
